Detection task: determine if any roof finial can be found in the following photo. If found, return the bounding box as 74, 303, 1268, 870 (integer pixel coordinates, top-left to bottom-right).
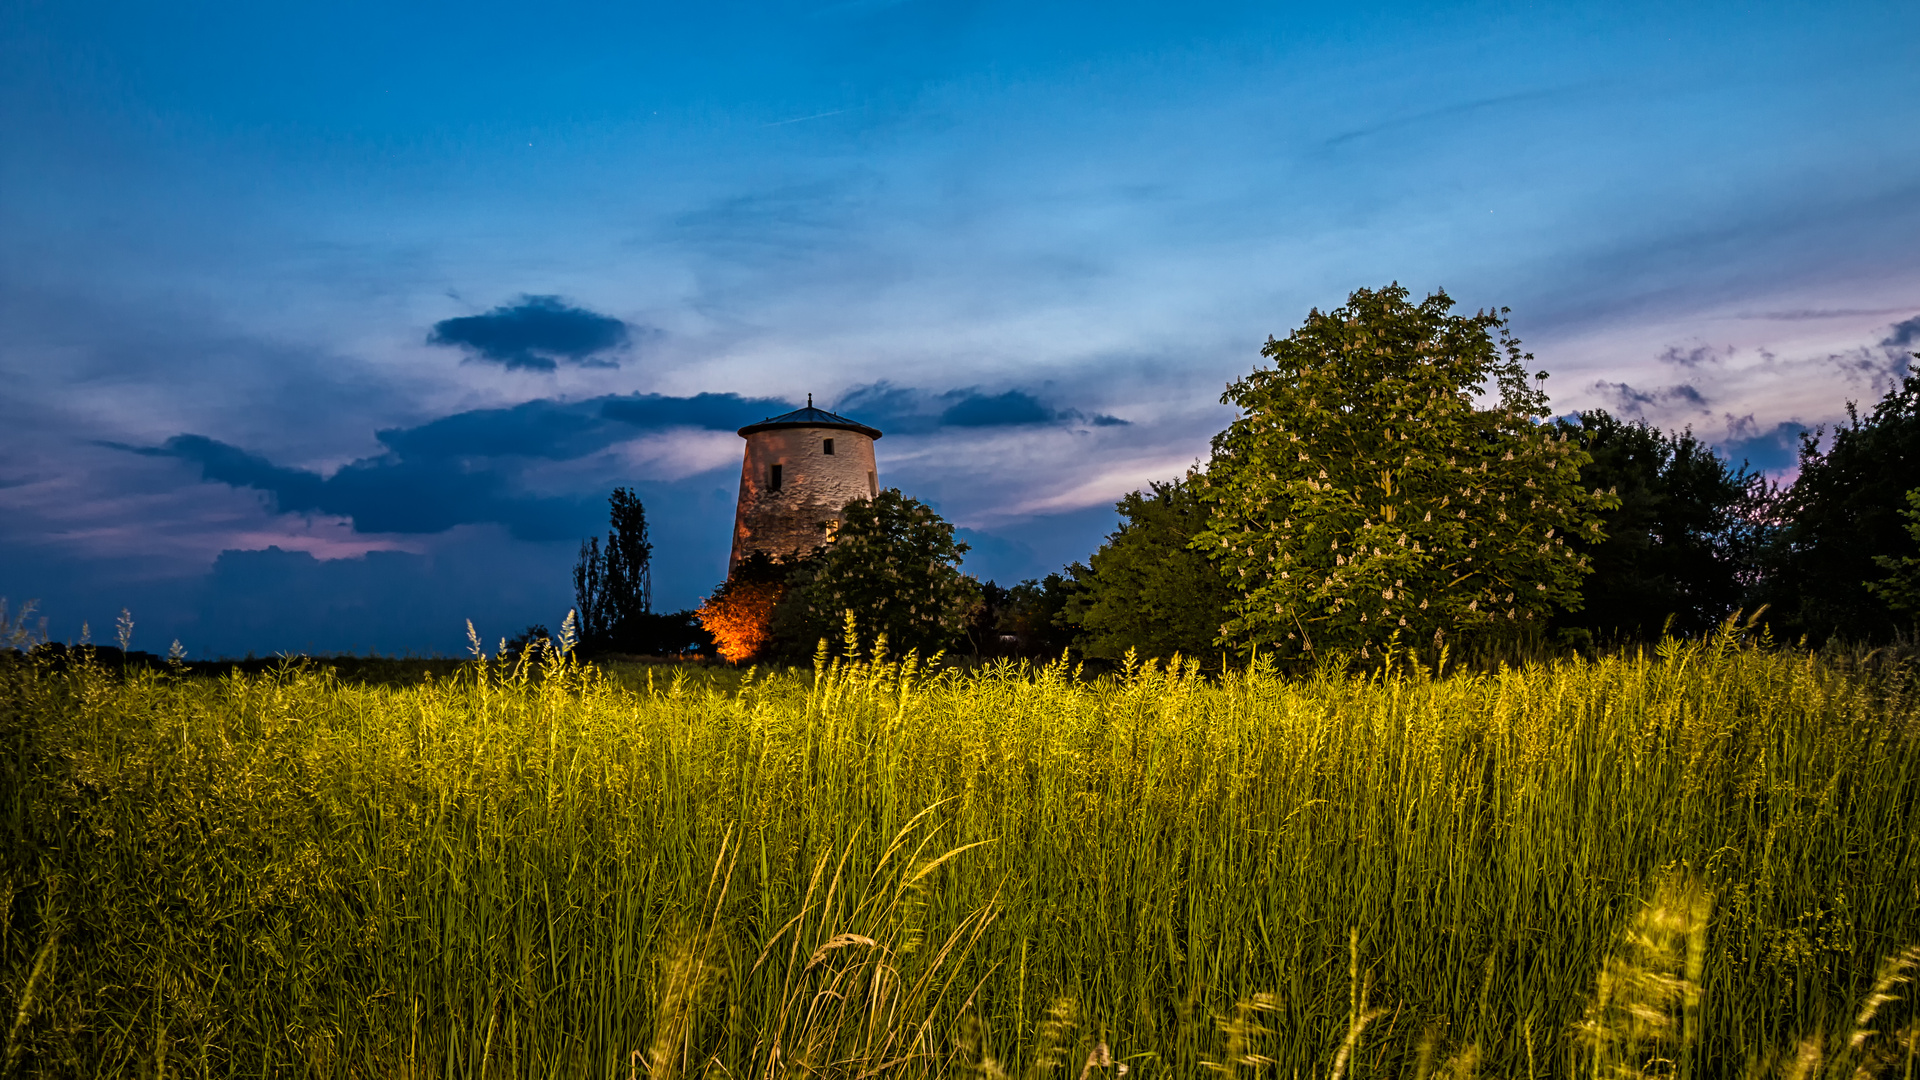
808, 392, 813, 407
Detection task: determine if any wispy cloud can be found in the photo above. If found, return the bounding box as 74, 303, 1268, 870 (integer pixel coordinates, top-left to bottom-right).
1735, 307, 1919, 321
1590, 380, 1709, 413
1657, 343, 1729, 368
762, 108, 854, 127
1319, 84, 1601, 150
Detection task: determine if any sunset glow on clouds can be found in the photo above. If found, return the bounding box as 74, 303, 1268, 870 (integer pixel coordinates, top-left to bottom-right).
3, 0, 1917, 655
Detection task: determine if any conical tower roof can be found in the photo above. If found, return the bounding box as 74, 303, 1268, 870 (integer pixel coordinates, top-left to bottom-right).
737, 397, 882, 440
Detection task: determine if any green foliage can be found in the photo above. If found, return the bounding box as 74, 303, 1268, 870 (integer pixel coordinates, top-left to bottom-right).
779, 488, 979, 658
1556, 410, 1768, 639
967, 574, 1078, 658
1196, 284, 1611, 660
1063, 477, 1233, 664
609, 610, 712, 657
4, 636, 1919, 1076
1760, 375, 1920, 641
1867, 488, 1920, 616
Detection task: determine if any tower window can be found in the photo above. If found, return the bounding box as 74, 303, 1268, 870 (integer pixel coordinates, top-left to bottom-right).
823, 438, 835, 455
769, 464, 783, 491
868, 471, 877, 496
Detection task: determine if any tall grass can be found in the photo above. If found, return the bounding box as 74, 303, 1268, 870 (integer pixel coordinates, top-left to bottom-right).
1, 626, 1918, 1077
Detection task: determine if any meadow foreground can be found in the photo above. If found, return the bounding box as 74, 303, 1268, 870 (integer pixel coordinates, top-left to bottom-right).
2, 633, 1917, 1078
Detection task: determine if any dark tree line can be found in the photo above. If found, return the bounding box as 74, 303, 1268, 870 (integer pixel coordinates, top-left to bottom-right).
1060, 479, 1230, 663
1061, 375, 1920, 660
1756, 376, 1920, 642
1550, 411, 1767, 643
1556, 375, 1920, 646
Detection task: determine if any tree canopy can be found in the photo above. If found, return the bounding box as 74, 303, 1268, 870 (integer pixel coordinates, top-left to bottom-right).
1758, 374, 1920, 641
781, 489, 980, 659
1063, 477, 1233, 664
1553, 410, 1766, 640
964, 575, 1077, 659
1195, 284, 1611, 660
1867, 488, 1920, 617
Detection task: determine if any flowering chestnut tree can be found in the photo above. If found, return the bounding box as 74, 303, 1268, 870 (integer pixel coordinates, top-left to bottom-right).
1194, 284, 1613, 660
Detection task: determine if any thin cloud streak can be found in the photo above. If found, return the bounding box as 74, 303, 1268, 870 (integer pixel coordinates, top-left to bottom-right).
762, 108, 856, 127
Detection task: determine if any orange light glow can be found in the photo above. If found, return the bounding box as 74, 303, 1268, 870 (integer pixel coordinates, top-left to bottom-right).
695, 579, 785, 664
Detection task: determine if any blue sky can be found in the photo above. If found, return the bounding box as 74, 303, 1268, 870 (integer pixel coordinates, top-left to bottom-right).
3, 0, 1917, 656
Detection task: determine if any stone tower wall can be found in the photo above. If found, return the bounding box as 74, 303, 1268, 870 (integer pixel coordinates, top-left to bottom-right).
730, 426, 879, 570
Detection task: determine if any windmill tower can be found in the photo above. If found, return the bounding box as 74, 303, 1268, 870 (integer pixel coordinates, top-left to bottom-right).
730, 396, 882, 571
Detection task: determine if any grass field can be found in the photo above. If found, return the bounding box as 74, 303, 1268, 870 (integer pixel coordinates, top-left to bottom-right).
2, 628, 1918, 1078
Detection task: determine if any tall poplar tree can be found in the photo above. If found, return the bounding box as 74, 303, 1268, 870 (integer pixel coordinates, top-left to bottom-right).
1195, 284, 1612, 661
573, 487, 653, 648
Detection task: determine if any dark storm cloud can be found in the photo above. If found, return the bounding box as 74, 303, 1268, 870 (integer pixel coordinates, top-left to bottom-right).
427, 296, 635, 371
378, 392, 789, 459
831, 383, 929, 431
121, 434, 328, 507
107, 384, 1127, 561
119, 392, 793, 540
834, 382, 1127, 434
601, 392, 799, 431
940, 390, 1057, 427
129, 433, 586, 539
117, 386, 1124, 546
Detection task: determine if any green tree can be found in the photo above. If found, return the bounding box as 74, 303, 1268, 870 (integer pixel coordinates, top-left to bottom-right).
1063, 477, 1233, 664
995, 575, 1078, 656
1195, 284, 1610, 661
1554, 410, 1767, 640
1758, 375, 1920, 641
963, 575, 1078, 658
781, 489, 979, 658
1867, 488, 1920, 617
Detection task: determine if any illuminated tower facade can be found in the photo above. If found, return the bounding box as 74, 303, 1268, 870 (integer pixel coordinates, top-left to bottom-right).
729, 398, 882, 571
